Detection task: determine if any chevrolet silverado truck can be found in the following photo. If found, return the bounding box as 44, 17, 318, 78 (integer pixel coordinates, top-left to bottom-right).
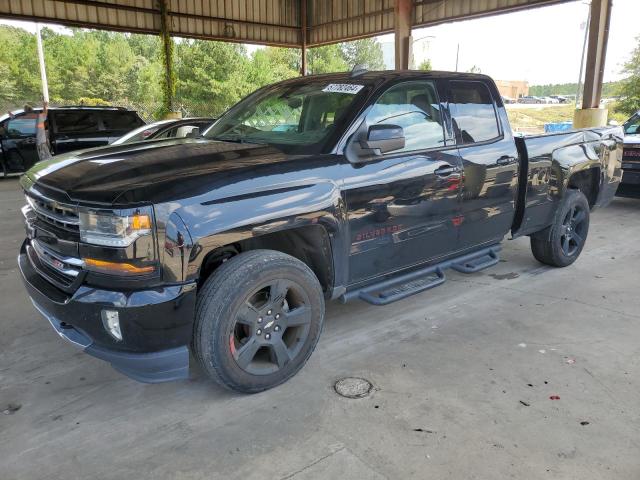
18, 71, 623, 393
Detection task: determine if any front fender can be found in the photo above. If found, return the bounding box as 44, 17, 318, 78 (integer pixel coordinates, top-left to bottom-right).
169, 181, 346, 282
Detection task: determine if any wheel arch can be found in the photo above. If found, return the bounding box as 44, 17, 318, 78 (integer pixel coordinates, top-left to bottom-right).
197, 223, 336, 297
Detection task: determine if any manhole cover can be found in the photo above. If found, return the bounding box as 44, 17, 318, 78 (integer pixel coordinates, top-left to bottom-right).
334, 377, 373, 398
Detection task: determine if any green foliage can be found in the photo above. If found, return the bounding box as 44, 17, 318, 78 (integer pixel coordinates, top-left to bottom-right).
341, 38, 385, 71
615, 35, 640, 116
417, 59, 432, 71
530, 81, 621, 98
76, 97, 112, 106
307, 39, 384, 74
308, 44, 349, 74
0, 25, 386, 120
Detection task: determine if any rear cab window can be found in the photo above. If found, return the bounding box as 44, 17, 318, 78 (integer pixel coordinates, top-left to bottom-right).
449, 81, 501, 145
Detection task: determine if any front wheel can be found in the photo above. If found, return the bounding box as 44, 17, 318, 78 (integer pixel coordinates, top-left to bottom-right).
530, 189, 590, 267
193, 250, 325, 393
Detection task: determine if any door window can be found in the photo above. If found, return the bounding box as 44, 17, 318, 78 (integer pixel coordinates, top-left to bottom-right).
366, 80, 445, 153
6, 114, 37, 137
101, 111, 143, 131
449, 81, 501, 145
54, 111, 100, 133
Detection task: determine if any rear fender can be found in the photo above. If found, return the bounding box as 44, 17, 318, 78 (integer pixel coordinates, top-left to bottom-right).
552, 130, 622, 207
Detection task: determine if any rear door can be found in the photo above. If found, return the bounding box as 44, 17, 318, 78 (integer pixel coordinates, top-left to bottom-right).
50, 110, 104, 154
448, 80, 519, 250
1, 112, 39, 173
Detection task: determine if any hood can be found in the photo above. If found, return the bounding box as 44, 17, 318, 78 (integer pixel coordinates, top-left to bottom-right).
623, 135, 640, 146
24, 138, 298, 206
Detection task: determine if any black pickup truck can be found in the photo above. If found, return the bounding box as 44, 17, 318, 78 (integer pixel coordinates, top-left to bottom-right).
18, 71, 622, 393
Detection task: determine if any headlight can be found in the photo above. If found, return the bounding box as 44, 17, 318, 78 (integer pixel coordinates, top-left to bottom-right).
79, 206, 153, 247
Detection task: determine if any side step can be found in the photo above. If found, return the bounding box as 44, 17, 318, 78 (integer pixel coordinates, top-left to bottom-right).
340, 244, 501, 306
451, 246, 500, 273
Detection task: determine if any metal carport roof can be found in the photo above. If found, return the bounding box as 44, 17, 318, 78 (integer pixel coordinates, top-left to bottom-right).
0, 0, 572, 48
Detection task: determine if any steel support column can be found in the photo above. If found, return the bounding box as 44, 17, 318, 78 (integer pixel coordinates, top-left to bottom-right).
394, 0, 412, 70
581, 0, 612, 109
300, 0, 307, 76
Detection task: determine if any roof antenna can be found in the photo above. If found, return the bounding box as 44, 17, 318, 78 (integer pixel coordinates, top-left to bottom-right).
351, 64, 368, 77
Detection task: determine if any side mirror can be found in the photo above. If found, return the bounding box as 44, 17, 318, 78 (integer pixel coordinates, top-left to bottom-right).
608, 120, 619, 127
359, 124, 405, 154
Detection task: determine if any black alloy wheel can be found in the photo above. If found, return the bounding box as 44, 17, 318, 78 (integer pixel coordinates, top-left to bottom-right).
231, 279, 313, 375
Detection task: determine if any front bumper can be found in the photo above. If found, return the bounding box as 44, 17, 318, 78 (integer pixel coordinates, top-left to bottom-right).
19, 241, 196, 383
621, 168, 640, 186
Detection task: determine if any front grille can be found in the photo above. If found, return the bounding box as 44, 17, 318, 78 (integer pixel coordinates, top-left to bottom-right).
22, 191, 84, 293
25, 193, 79, 233
26, 242, 83, 292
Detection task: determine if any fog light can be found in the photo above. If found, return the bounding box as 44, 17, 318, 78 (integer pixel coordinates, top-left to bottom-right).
101, 310, 122, 341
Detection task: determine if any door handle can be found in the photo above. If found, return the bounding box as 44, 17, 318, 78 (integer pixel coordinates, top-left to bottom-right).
496, 156, 516, 166
434, 165, 460, 177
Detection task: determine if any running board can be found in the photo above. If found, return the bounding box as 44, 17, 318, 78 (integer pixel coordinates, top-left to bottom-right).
340, 244, 501, 306
451, 246, 500, 273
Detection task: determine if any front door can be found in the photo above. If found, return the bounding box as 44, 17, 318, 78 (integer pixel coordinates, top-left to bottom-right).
344, 80, 462, 285
1, 112, 40, 174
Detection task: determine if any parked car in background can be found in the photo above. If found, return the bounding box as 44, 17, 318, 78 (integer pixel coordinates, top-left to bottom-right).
502, 96, 516, 104
617, 110, 640, 197
543, 97, 560, 104
0, 106, 144, 176
518, 96, 544, 104
18, 71, 622, 393
111, 118, 216, 145
549, 95, 569, 104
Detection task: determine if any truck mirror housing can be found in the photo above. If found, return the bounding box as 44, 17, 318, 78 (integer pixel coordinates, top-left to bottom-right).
360, 124, 405, 154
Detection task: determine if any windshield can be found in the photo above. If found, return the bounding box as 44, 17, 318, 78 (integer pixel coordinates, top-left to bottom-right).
111, 121, 171, 145
623, 112, 640, 135
204, 80, 370, 153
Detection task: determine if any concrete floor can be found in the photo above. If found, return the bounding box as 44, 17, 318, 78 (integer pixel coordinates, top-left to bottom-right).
1, 177, 639, 480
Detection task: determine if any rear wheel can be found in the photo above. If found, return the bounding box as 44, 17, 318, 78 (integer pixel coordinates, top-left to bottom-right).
193, 250, 324, 393
530, 189, 590, 267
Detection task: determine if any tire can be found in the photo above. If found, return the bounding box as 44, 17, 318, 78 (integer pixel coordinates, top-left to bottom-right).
530, 189, 590, 267
193, 249, 325, 393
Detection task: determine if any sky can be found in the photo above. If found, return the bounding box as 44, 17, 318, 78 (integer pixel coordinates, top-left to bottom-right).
1, 0, 638, 86
401, 0, 640, 84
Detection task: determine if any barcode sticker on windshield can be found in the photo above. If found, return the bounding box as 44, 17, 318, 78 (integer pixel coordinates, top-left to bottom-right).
322, 84, 364, 94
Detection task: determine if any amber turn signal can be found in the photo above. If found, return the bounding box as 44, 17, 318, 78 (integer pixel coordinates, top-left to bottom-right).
131, 214, 151, 230
83, 257, 156, 275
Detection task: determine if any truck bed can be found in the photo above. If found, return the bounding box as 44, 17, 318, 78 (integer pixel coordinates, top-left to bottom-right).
512, 126, 623, 237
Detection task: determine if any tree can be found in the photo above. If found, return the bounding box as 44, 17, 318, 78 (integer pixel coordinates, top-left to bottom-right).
174, 40, 250, 116
247, 47, 299, 87
616, 35, 640, 116
308, 44, 349, 74
341, 38, 385, 70
417, 59, 432, 71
